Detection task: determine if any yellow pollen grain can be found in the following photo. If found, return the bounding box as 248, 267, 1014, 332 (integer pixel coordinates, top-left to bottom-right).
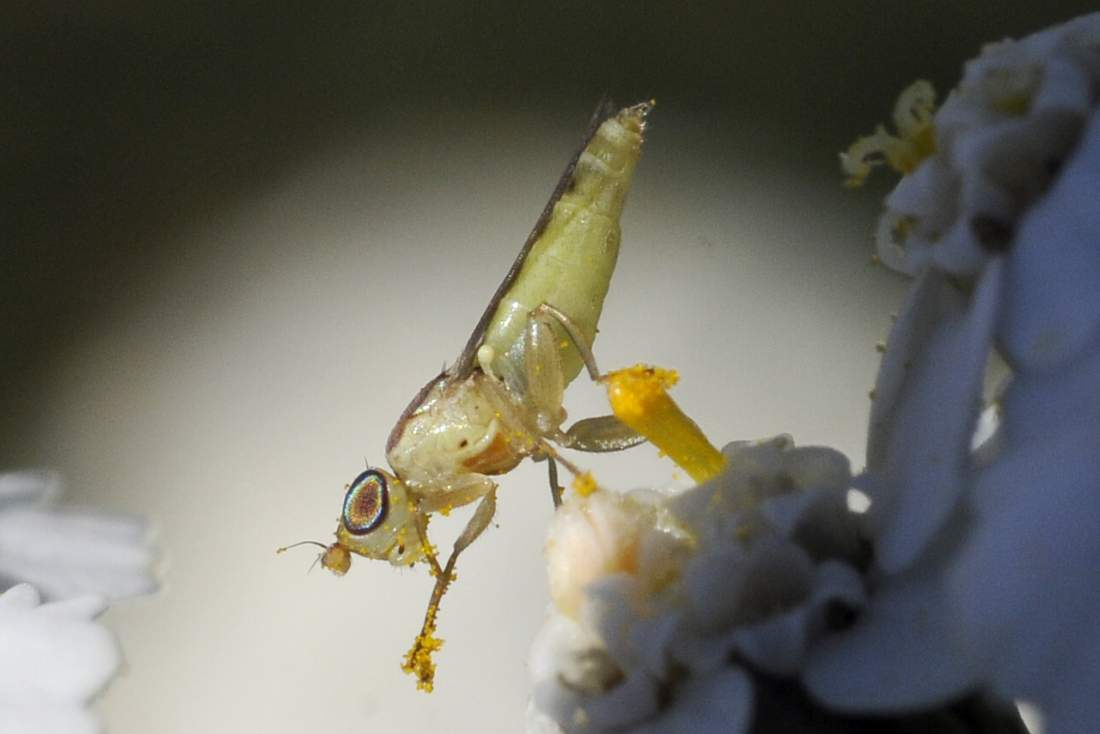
402, 604, 444, 693
572, 471, 599, 497
604, 364, 726, 483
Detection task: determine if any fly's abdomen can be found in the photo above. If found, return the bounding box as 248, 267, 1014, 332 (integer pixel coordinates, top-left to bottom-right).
483, 102, 651, 388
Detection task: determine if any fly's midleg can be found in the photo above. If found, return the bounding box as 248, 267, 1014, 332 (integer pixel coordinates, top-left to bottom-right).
546, 456, 563, 508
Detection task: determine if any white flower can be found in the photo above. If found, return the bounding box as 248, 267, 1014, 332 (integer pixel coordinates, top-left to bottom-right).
811, 13, 1100, 733
0, 471, 156, 601
529, 438, 868, 733
947, 338, 1100, 732
0, 583, 121, 734
530, 15, 1100, 732
861, 261, 1002, 575
847, 12, 1100, 284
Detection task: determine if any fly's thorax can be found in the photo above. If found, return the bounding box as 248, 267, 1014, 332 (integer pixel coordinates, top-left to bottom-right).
325, 468, 426, 571
386, 373, 535, 494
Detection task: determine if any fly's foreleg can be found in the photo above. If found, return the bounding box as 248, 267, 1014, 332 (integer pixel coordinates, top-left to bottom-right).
525, 303, 645, 454
404, 489, 498, 691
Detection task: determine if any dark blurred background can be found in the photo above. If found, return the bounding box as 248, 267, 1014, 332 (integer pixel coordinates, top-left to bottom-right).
4, 1, 1095, 442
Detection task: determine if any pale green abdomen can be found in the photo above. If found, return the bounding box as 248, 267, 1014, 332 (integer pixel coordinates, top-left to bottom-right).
482, 106, 647, 388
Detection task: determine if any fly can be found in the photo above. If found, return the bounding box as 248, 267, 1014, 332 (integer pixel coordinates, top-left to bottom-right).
284, 99, 653, 691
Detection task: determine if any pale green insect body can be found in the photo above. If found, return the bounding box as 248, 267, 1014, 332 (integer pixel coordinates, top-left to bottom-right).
384, 103, 651, 511
385, 372, 533, 512
308, 100, 652, 693
482, 104, 650, 390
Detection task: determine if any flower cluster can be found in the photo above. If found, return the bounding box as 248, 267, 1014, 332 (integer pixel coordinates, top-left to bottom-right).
532, 11, 1100, 734
529, 437, 868, 732
0, 470, 157, 733
843, 12, 1100, 283
815, 12, 1100, 734
0, 470, 156, 601
0, 584, 121, 734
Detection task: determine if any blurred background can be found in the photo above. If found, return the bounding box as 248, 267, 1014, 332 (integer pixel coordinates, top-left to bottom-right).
1, 3, 1091, 732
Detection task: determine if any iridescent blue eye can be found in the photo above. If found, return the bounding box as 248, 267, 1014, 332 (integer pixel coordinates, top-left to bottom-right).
342, 470, 388, 535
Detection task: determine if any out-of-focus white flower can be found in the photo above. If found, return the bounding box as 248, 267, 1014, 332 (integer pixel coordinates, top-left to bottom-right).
943, 334, 1100, 733
861, 261, 1002, 575
0, 583, 121, 734
530, 437, 868, 733
811, 13, 1100, 734
0, 470, 156, 734
529, 14, 1099, 732
844, 12, 1100, 284
0, 471, 156, 601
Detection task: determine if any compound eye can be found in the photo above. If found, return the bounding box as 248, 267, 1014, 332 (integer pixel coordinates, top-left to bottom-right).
342, 470, 388, 535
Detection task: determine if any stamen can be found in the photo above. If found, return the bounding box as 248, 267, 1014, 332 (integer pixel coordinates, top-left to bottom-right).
603, 364, 726, 483
572, 471, 599, 497
841, 80, 937, 187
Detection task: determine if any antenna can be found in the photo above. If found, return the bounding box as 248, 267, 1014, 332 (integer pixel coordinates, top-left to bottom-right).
276, 540, 328, 554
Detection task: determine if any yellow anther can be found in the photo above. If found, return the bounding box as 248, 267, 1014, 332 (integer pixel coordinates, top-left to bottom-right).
841, 80, 937, 187
604, 364, 726, 483
572, 471, 599, 497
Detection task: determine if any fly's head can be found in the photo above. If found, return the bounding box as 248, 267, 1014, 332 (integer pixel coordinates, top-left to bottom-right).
320, 468, 427, 574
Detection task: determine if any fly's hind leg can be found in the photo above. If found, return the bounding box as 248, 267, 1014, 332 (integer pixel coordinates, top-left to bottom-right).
403, 488, 498, 692
548, 456, 563, 507
525, 303, 645, 454
562, 414, 646, 452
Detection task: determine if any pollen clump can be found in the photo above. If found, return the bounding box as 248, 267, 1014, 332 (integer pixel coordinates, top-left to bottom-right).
402, 604, 445, 693
604, 364, 726, 483
841, 80, 937, 187
572, 471, 599, 497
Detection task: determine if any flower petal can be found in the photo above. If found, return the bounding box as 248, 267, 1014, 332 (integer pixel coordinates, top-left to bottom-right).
866, 261, 1001, 573
760, 486, 863, 563
1039, 630, 1100, 734
949, 410, 1100, 707
0, 584, 121, 705
804, 565, 977, 712
998, 335, 1100, 454
731, 561, 865, 676
629, 668, 753, 734
546, 491, 652, 620
529, 614, 608, 727
0, 706, 101, 734
0, 471, 60, 510
867, 268, 966, 472
582, 671, 660, 731
0, 508, 156, 601
999, 110, 1100, 371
